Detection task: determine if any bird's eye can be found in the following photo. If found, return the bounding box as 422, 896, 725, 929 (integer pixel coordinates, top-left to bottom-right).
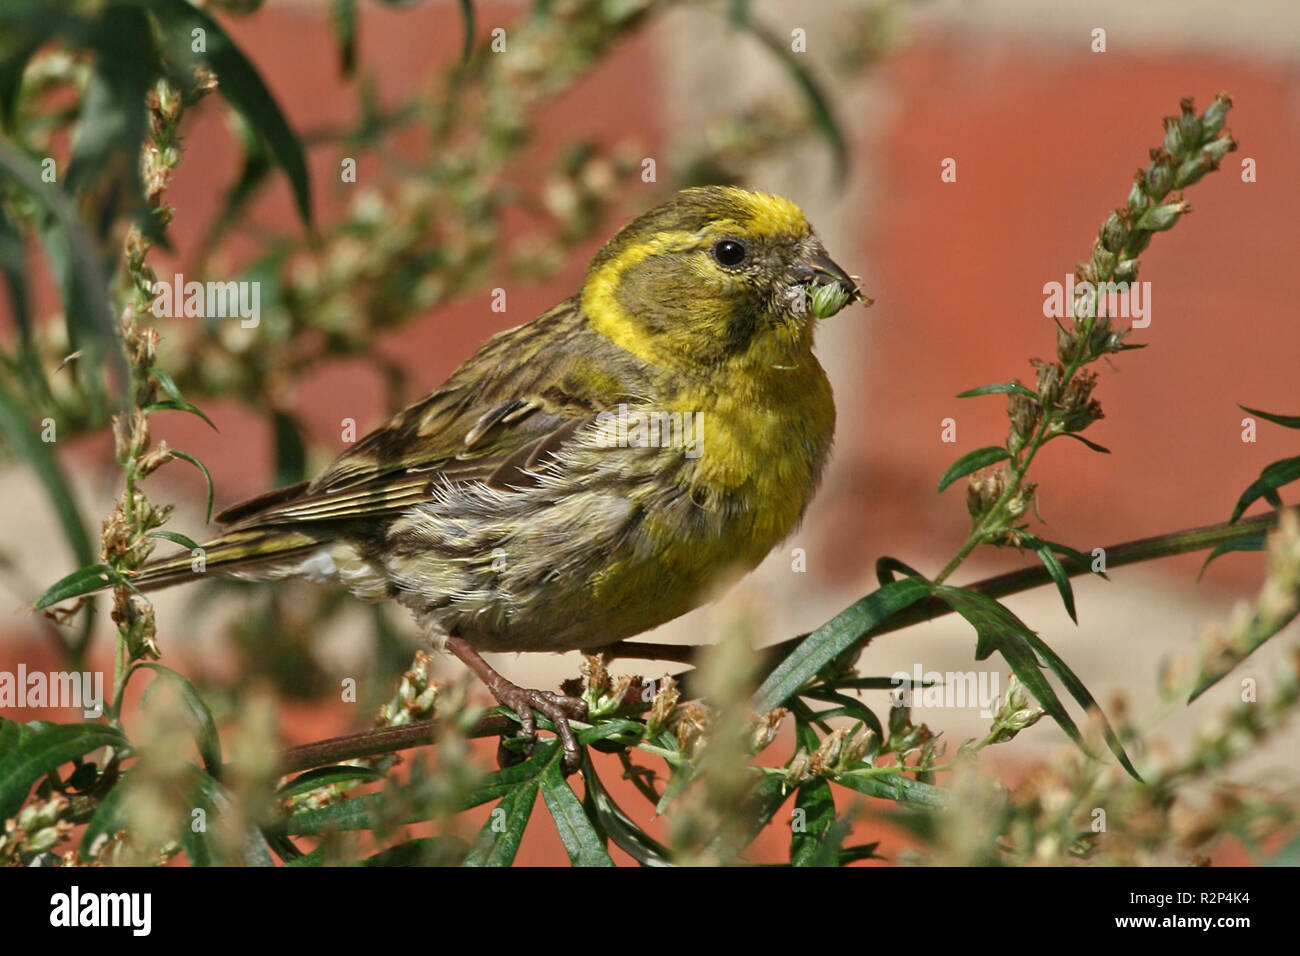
712, 239, 748, 267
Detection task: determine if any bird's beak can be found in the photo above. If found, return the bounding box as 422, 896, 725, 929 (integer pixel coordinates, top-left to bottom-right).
794, 249, 871, 314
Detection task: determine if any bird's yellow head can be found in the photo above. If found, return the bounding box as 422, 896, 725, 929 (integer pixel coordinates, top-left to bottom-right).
580, 186, 863, 370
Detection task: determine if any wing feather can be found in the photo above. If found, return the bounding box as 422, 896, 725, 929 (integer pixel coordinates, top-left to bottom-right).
215, 298, 652, 531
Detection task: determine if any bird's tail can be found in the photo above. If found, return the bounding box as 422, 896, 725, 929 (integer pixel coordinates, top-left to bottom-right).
132, 527, 326, 592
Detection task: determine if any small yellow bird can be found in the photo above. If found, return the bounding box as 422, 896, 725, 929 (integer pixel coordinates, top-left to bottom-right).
136, 185, 865, 766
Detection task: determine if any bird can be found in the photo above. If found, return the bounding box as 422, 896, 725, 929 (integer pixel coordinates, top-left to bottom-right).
131, 185, 865, 768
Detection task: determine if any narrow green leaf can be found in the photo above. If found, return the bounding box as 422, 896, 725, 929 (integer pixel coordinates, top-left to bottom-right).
800, 688, 883, 741
1020, 629, 1141, 780
753, 577, 932, 713
0, 382, 94, 569
186, 769, 274, 866
934, 585, 1085, 750
0, 139, 120, 410
937, 446, 1010, 493
169, 449, 216, 522
833, 770, 947, 808
151, 0, 313, 227
462, 774, 542, 867
1059, 432, 1112, 454
282, 792, 382, 834
33, 564, 114, 610
457, 0, 476, 62
135, 663, 223, 777
540, 760, 614, 867
277, 764, 384, 798
1035, 538, 1108, 580
0, 722, 128, 820
150, 367, 217, 430
1198, 533, 1267, 579
1239, 405, 1300, 430
875, 555, 927, 586
147, 529, 200, 551
329, 0, 357, 74
1035, 545, 1078, 623
581, 760, 673, 867
1231, 456, 1300, 523
790, 779, 837, 866
956, 382, 1038, 400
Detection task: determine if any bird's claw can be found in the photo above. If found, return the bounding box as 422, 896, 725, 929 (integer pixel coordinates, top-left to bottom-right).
493, 683, 588, 772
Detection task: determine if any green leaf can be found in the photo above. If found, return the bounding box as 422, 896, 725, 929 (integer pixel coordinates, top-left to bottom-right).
150, 367, 217, 431
0, 381, 95, 569
135, 663, 222, 777
457, 0, 476, 62
934, 585, 1085, 749
800, 687, 883, 741
0, 139, 120, 411
935, 586, 1140, 780
790, 778, 837, 866
1019, 628, 1142, 780
1059, 432, 1112, 454
169, 449, 216, 522
1199, 533, 1267, 578
277, 764, 384, 798
461, 747, 553, 867
185, 769, 275, 866
0, 721, 128, 820
875, 555, 927, 586
151, 0, 313, 228
1035, 545, 1078, 623
937, 446, 1010, 493
329, 0, 357, 74
833, 770, 947, 808
452, 746, 560, 810
282, 792, 383, 835
956, 382, 1038, 400
581, 760, 673, 867
540, 760, 614, 867
1231, 456, 1300, 523
1034, 537, 1108, 580
33, 564, 115, 610
147, 529, 200, 552
753, 577, 932, 713
1239, 405, 1300, 430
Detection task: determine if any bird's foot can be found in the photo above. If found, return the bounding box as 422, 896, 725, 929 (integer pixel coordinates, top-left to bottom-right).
445, 635, 588, 771
491, 683, 588, 771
